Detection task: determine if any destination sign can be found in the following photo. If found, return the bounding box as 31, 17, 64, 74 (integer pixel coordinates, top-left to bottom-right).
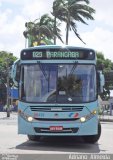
32, 51, 80, 58
21, 48, 95, 60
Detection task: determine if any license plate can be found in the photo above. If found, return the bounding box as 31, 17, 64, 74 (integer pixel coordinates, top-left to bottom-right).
50, 126, 63, 131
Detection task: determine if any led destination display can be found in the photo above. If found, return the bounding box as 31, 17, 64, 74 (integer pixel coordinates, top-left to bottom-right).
33, 51, 80, 58
21, 48, 95, 60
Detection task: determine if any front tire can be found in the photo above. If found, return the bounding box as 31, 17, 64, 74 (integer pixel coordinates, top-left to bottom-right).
27, 135, 41, 141
83, 122, 101, 144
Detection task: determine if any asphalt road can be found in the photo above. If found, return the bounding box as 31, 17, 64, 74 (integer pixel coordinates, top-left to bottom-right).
0, 113, 113, 159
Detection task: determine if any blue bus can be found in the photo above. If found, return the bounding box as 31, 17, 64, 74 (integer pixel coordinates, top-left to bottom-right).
11, 45, 104, 143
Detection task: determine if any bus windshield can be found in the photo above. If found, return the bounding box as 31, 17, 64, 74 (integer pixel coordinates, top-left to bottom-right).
20, 64, 97, 103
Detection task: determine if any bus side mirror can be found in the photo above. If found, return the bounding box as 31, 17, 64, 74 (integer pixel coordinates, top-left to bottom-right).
97, 71, 105, 94
15, 63, 20, 82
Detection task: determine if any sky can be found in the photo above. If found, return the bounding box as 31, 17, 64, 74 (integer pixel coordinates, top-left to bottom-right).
0, 0, 113, 61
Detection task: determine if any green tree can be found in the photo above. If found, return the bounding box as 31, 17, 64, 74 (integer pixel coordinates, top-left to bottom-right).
52, 0, 95, 44
23, 14, 63, 47
0, 51, 17, 105
96, 51, 113, 100
52, 0, 64, 44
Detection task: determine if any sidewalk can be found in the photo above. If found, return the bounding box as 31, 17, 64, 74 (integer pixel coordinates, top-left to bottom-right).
99, 115, 113, 122
0, 112, 17, 120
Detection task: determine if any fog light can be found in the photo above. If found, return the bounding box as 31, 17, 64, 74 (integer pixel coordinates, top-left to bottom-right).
80, 117, 86, 122
27, 116, 33, 122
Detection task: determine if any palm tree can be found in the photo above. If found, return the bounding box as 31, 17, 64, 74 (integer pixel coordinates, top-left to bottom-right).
52, 0, 65, 44
36, 14, 63, 45
52, 0, 95, 44
23, 22, 36, 47
23, 14, 63, 47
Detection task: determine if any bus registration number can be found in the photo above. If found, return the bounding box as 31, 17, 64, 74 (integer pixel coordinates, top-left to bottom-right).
50, 126, 63, 131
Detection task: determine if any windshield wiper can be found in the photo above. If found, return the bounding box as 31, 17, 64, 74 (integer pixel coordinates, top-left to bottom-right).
69, 63, 78, 75
39, 63, 48, 81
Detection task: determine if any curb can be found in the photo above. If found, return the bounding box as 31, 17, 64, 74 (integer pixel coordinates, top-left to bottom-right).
100, 118, 113, 122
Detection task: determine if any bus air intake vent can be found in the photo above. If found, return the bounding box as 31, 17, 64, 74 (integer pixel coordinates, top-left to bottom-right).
30, 106, 84, 112
34, 127, 79, 134
34, 118, 79, 121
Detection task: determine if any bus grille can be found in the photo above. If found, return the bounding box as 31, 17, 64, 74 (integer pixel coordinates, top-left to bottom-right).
30, 106, 84, 112
34, 118, 79, 121
34, 127, 79, 134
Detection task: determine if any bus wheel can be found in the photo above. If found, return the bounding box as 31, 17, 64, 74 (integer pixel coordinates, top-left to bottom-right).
27, 135, 41, 141
83, 122, 101, 144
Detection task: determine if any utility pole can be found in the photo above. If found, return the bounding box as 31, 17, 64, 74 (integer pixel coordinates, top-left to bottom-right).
6, 58, 10, 117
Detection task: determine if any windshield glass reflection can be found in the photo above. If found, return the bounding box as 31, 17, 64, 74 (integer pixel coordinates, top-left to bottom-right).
20, 64, 96, 103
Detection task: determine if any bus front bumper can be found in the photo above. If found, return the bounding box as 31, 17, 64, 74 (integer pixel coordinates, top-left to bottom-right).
18, 115, 98, 136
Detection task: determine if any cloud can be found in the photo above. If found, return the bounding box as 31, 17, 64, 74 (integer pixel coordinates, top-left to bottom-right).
0, 0, 54, 57
0, 9, 12, 25
91, 0, 113, 26
0, 0, 113, 61
22, 0, 53, 20
82, 28, 113, 60
0, 11, 26, 57
67, 27, 113, 60
0, 0, 29, 5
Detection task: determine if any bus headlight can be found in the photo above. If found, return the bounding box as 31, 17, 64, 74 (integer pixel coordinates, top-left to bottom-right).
18, 109, 33, 122
80, 117, 86, 122
80, 110, 97, 123
27, 116, 33, 122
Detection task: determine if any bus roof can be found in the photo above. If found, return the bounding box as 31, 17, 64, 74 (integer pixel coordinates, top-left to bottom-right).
21, 45, 95, 52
